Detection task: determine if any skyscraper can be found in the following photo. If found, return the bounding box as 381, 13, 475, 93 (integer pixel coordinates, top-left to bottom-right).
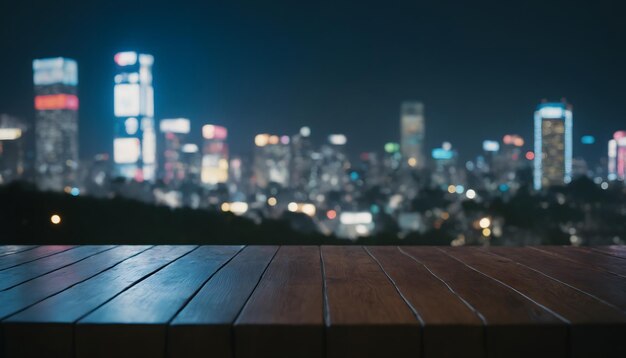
608, 131, 626, 181
533, 101, 573, 190
201, 125, 229, 186
400, 101, 425, 169
113, 51, 156, 182
159, 118, 190, 187
33, 57, 79, 191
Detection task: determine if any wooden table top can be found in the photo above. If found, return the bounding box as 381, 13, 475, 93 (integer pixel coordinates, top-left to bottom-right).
0, 245, 625, 358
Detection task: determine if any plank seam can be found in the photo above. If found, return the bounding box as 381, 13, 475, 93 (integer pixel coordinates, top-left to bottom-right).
485, 249, 626, 315
440, 248, 571, 324
230, 245, 282, 358
529, 247, 626, 279
363, 246, 424, 358
0, 245, 39, 259
589, 247, 626, 260
397, 247, 488, 325
0, 246, 119, 292
0, 246, 77, 272
163, 245, 246, 357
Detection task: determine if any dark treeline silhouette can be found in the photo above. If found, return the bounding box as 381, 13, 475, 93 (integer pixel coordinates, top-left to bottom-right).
1, 179, 624, 246
0, 182, 452, 245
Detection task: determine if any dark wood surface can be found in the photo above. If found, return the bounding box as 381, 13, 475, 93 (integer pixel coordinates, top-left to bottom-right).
0, 245, 625, 358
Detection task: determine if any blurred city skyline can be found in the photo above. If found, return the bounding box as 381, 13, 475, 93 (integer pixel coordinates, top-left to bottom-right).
1, 0, 625, 161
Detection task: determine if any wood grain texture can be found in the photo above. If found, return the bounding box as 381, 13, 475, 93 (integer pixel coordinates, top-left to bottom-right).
367, 246, 483, 358
323, 246, 420, 358
0, 245, 73, 271
490, 247, 626, 312
2, 245, 194, 358
445, 247, 626, 358
401, 247, 567, 358
0, 245, 114, 291
534, 246, 626, 278
75, 245, 242, 358
169, 245, 278, 358
234, 246, 324, 358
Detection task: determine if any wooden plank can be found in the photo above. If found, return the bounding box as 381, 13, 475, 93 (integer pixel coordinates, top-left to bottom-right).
75, 245, 242, 358
591, 245, 626, 260
2, 245, 194, 358
533, 246, 626, 278
169, 246, 278, 358
401, 247, 567, 358
367, 246, 483, 358
0, 245, 114, 291
322, 246, 420, 358
234, 246, 324, 358
491, 247, 626, 312
445, 247, 626, 358
0, 245, 73, 271
0, 246, 149, 320
0, 245, 38, 258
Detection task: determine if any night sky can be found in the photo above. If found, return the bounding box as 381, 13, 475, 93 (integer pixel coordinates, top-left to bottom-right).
1, 0, 625, 162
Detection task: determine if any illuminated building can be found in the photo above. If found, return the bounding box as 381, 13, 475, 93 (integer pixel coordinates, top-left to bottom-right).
113, 51, 156, 182
253, 134, 290, 189
159, 118, 190, 187
609, 131, 626, 181
0, 114, 26, 184
492, 134, 525, 185
533, 101, 573, 190
290, 127, 313, 195
430, 142, 461, 189
400, 102, 425, 169
33, 57, 79, 191
201, 125, 228, 186
315, 134, 349, 194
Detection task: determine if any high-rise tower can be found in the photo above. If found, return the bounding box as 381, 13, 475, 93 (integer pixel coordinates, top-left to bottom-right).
113, 51, 156, 182
533, 101, 573, 190
33, 57, 79, 191
400, 101, 425, 169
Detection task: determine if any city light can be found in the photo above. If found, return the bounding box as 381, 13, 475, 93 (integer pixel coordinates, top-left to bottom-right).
114, 52, 138, 66
160, 118, 190, 134
35, 94, 79, 110
479, 217, 491, 229
0, 128, 22, 140
113, 138, 141, 164
447, 185, 456, 194
182, 143, 199, 153
339, 212, 373, 225
466, 189, 476, 199
525, 151, 535, 160
482, 140, 500, 152
328, 134, 347, 145
267, 197, 277, 206
255, 134, 269, 147
50, 214, 61, 225
287, 202, 298, 212
326, 210, 337, 220
203, 125, 227, 140
581, 135, 595, 144
455, 185, 465, 194
407, 157, 417, 167
482, 228, 491, 237
300, 126, 311, 137
221, 202, 248, 215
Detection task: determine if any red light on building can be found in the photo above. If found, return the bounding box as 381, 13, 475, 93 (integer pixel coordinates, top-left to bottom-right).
35, 94, 79, 111
525, 151, 535, 160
